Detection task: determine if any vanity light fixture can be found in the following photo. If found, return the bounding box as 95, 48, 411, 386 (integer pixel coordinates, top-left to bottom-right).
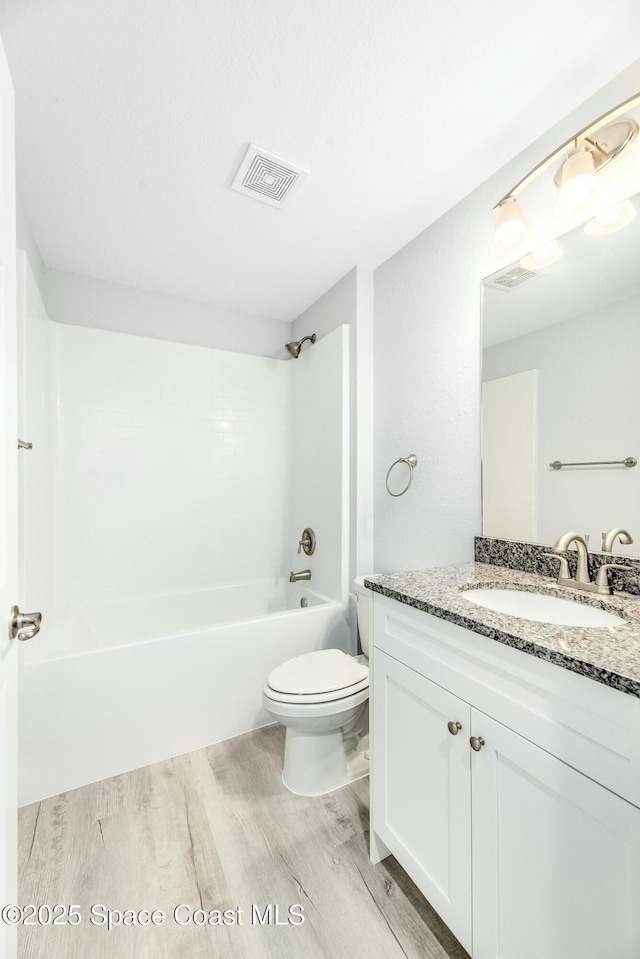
489, 196, 529, 256
584, 199, 636, 236
553, 144, 602, 218
520, 240, 562, 270
490, 92, 640, 255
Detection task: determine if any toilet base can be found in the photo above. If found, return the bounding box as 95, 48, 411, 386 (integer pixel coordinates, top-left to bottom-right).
264, 680, 369, 798
281, 727, 369, 797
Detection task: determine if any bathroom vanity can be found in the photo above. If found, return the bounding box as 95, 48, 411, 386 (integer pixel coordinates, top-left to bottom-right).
367, 564, 640, 959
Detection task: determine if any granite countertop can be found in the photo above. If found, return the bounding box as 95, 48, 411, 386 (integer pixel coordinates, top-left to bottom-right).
364, 563, 640, 698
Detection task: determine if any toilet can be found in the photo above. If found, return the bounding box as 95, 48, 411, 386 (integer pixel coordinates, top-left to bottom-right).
263, 576, 373, 796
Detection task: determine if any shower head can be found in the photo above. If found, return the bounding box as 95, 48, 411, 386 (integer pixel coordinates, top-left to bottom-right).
285, 333, 317, 358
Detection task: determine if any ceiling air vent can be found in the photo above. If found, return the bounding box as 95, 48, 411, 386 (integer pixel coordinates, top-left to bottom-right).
231, 144, 308, 208
484, 265, 542, 292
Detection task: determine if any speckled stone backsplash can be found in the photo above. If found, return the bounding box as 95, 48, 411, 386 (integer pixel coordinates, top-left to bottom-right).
474, 536, 640, 596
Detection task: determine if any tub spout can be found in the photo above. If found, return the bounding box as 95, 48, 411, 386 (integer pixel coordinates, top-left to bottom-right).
289, 569, 311, 583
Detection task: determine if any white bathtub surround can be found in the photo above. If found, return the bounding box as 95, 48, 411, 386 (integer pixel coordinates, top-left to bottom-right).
51, 323, 292, 606
37, 316, 350, 610
290, 325, 350, 603
19, 584, 349, 804
17, 262, 352, 802
290, 268, 374, 658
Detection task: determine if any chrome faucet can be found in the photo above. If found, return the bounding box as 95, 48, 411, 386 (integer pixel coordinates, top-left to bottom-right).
601, 527, 634, 553
289, 569, 311, 583
552, 532, 592, 586
545, 531, 631, 595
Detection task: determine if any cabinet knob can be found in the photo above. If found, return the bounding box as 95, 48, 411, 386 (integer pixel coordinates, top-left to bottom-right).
447, 721, 462, 736
470, 736, 485, 752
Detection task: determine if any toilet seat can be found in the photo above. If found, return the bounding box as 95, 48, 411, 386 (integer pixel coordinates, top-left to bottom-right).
264, 675, 369, 705
265, 649, 369, 705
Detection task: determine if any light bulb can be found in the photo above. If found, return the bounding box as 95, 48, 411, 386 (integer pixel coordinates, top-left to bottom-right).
554, 147, 602, 218
490, 197, 529, 255
584, 199, 636, 235
520, 241, 562, 269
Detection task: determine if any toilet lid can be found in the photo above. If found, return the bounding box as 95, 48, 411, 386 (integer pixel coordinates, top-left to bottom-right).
267, 649, 368, 696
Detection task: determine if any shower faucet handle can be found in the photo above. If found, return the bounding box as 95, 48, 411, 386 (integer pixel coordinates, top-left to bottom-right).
297, 528, 316, 556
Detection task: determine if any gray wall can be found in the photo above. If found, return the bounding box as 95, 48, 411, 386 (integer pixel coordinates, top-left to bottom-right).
42, 267, 290, 358
373, 59, 640, 574
291, 269, 356, 345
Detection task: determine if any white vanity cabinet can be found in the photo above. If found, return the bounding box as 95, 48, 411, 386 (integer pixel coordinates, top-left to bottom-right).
371, 593, 640, 959
372, 649, 473, 949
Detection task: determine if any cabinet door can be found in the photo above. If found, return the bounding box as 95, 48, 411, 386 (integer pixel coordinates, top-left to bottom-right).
471, 710, 640, 959
372, 649, 472, 952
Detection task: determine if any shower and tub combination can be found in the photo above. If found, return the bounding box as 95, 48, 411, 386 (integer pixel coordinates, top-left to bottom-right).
20, 580, 350, 803
16, 253, 351, 804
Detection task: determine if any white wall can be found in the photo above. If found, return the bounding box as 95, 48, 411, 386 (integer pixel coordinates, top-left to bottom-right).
51, 324, 291, 607
289, 325, 349, 603
43, 267, 291, 358
16, 194, 43, 293
373, 59, 640, 574
482, 370, 537, 542
17, 252, 53, 614
483, 296, 640, 550
292, 266, 374, 582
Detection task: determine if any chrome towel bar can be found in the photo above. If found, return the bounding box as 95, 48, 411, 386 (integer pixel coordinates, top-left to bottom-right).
550, 456, 636, 470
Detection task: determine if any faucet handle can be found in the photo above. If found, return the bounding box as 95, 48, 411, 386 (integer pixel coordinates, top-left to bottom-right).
297, 528, 316, 556
595, 563, 633, 589
542, 552, 571, 579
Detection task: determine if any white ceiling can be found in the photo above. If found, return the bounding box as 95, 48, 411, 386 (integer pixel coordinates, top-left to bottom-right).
2, 0, 640, 322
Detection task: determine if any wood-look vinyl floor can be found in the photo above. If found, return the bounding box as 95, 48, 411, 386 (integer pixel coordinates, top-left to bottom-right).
18, 724, 470, 959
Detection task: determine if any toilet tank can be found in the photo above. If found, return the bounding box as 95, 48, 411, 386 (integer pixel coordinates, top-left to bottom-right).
352, 576, 374, 658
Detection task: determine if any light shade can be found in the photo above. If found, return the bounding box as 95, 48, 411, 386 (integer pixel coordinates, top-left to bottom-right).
584, 199, 636, 235
490, 197, 529, 255
520, 240, 562, 269
554, 147, 602, 218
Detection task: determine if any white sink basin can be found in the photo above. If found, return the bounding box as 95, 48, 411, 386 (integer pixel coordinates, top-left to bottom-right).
460, 588, 625, 627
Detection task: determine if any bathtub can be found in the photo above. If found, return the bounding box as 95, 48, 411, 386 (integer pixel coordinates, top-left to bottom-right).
18, 581, 351, 804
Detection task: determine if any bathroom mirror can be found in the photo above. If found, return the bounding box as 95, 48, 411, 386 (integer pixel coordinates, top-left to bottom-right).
481, 193, 640, 557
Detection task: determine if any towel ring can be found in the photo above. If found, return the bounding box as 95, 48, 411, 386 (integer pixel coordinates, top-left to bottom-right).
385, 454, 418, 497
